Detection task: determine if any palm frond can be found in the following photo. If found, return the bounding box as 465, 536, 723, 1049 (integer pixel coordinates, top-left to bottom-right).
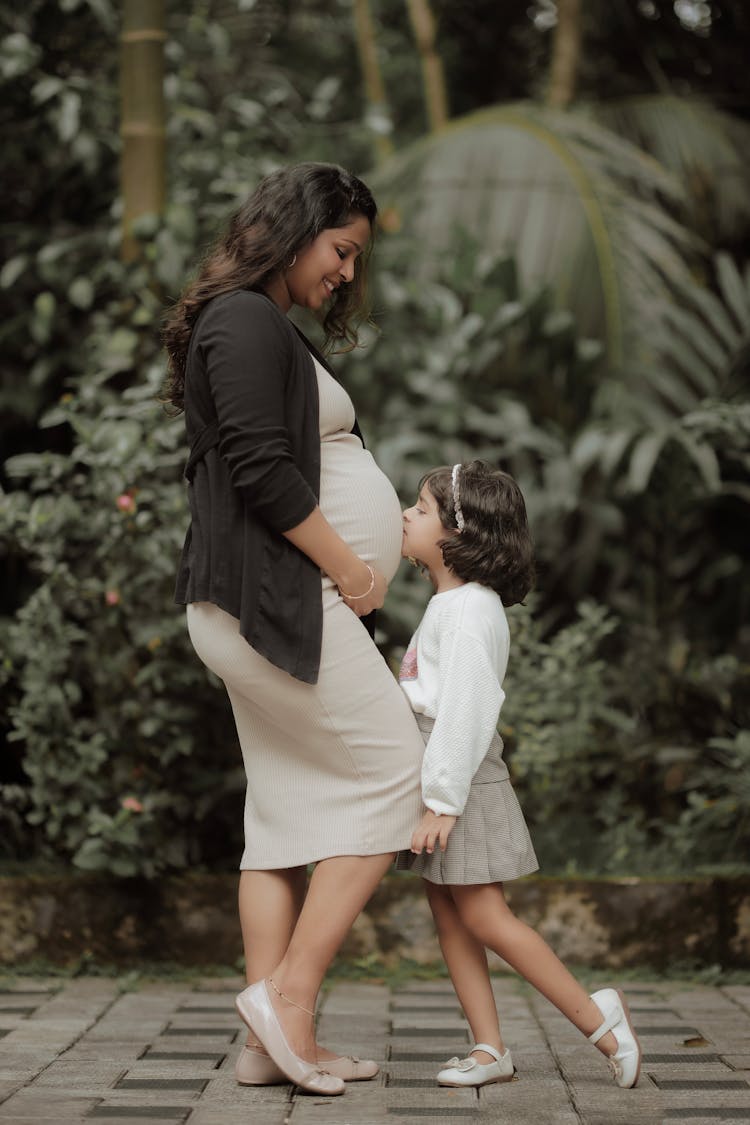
592, 96, 750, 243
371, 101, 702, 375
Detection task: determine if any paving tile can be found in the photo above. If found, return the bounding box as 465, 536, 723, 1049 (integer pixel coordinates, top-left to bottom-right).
2, 976, 750, 1124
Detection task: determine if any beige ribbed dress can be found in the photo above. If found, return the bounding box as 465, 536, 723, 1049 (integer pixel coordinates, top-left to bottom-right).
186, 354, 424, 869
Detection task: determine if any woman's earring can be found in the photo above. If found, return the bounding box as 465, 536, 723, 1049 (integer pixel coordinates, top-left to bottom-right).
287, 253, 297, 269
407, 556, 419, 568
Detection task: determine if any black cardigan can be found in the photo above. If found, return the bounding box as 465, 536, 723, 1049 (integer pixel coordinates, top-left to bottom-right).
175, 289, 366, 684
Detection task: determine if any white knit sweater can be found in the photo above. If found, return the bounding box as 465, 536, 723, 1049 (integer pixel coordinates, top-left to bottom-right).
398, 582, 510, 817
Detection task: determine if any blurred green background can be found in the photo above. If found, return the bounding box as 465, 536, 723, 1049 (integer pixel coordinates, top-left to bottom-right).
1, 0, 748, 879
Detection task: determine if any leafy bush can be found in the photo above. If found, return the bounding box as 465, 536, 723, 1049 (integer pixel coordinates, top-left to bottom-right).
0, 256, 242, 875
3, 223, 748, 876
341, 235, 750, 873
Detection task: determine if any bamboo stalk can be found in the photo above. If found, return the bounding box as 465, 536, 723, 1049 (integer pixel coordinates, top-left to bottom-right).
120, 0, 166, 260
352, 0, 394, 163
405, 0, 448, 132
547, 0, 582, 109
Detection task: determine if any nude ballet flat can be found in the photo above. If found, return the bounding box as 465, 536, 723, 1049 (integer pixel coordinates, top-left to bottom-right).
326, 1054, 379, 1081
235, 979, 345, 1096
235, 1045, 287, 1086
235, 1043, 379, 1085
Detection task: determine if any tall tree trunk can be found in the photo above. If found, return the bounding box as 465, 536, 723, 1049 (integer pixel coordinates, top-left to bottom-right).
405, 0, 448, 132
120, 0, 166, 261
547, 0, 582, 109
352, 0, 394, 164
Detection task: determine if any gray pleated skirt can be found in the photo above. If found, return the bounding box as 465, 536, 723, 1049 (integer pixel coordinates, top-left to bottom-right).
396, 714, 539, 885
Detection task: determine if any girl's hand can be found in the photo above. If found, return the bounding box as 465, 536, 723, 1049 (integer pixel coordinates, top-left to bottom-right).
340, 563, 387, 617
411, 810, 457, 855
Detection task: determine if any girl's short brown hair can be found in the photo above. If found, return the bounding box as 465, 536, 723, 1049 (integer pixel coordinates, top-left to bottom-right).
422, 460, 535, 606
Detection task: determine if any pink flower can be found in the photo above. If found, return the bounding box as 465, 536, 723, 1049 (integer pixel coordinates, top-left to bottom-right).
116, 493, 136, 513
121, 796, 143, 813
105, 589, 120, 606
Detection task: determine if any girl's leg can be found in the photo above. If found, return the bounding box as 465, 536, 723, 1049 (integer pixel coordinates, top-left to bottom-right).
425, 881, 505, 1062
263, 852, 395, 1062
238, 868, 307, 1049
450, 884, 617, 1057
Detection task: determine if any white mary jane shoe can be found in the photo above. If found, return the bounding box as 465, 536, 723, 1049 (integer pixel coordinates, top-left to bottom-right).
589, 988, 642, 1089
437, 1043, 516, 1087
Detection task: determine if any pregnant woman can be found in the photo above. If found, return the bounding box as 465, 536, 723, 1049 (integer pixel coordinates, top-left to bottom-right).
163, 163, 423, 1097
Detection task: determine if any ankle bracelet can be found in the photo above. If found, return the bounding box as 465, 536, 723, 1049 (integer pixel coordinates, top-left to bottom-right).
268, 975, 316, 1017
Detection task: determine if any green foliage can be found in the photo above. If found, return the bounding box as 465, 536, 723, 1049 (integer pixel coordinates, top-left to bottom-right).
2, 217, 747, 876
662, 729, 750, 870
502, 600, 640, 872
338, 237, 750, 873
0, 0, 373, 433
0, 262, 242, 875
368, 101, 707, 370
591, 95, 750, 246
2, 0, 748, 878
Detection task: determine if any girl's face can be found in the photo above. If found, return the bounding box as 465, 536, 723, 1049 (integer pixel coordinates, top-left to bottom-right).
273, 213, 371, 313
402, 485, 449, 570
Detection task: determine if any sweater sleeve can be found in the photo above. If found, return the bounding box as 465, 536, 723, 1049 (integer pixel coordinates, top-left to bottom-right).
421, 628, 506, 817
200, 292, 319, 533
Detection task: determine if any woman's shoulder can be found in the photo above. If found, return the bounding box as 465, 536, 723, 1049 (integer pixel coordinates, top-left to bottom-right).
194, 290, 300, 362
200, 288, 288, 327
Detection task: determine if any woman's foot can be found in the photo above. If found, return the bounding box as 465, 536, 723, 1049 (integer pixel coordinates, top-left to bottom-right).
235, 1045, 287, 1086
236, 1038, 378, 1084
589, 988, 642, 1089
437, 1043, 515, 1088
235, 979, 344, 1096
264, 974, 318, 1063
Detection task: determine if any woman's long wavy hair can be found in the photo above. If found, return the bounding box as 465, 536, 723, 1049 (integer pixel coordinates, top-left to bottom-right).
162, 162, 378, 411
422, 461, 536, 607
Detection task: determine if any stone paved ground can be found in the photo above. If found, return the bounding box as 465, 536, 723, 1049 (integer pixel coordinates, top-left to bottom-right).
0, 975, 749, 1124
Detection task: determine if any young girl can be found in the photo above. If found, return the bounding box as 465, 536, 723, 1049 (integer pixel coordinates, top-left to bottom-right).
397, 460, 641, 1091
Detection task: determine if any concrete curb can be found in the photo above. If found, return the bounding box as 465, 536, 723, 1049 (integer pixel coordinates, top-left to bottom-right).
1, 873, 749, 969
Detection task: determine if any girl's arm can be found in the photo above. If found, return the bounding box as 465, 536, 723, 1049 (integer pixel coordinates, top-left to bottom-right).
410, 809, 457, 855
420, 628, 506, 817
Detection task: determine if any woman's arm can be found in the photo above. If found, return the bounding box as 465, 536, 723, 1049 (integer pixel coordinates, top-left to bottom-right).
283, 508, 386, 616
203, 293, 385, 612
204, 293, 318, 531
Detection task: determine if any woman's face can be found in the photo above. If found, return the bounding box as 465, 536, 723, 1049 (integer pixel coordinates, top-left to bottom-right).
270, 213, 371, 313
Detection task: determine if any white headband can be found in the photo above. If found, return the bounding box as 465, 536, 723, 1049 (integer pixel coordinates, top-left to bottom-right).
451, 464, 465, 531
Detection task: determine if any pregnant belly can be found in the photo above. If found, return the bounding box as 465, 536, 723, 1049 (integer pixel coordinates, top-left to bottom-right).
318, 441, 403, 582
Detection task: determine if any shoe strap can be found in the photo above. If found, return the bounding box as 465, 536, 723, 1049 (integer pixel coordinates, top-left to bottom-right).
588, 1007, 620, 1045
471, 1043, 502, 1062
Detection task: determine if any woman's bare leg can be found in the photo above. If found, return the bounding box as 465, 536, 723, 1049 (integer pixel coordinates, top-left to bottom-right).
265, 852, 395, 1062
425, 881, 505, 1063
239, 868, 308, 981
450, 883, 617, 1057
238, 868, 307, 1047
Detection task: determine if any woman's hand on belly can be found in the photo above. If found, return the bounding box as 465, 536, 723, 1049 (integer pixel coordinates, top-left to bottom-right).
283, 506, 387, 615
